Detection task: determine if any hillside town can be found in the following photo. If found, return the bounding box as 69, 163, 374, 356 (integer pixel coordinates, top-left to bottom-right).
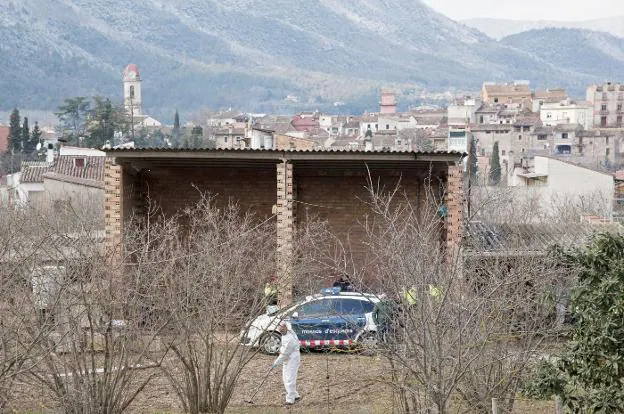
2, 65, 624, 224
1, 64, 624, 413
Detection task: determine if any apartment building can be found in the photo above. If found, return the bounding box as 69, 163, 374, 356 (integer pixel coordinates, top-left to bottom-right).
586, 82, 624, 128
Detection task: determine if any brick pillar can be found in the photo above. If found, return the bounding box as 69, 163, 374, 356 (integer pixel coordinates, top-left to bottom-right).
444, 163, 464, 264
104, 157, 123, 256
276, 160, 294, 306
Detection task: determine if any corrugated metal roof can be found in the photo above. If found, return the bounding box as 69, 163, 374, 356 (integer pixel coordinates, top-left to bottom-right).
105, 147, 464, 155
463, 221, 623, 254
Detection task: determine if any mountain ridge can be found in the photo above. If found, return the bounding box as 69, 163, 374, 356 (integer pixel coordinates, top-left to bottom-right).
464, 16, 624, 40
0, 0, 619, 116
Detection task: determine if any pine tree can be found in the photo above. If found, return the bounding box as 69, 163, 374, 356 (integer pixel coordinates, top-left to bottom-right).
489, 141, 501, 186
8, 108, 21, 153
26, 121, 42, 154
21, 117, 30, 153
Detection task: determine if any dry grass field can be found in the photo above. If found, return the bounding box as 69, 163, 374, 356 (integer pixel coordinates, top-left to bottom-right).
14, 351, 556, 413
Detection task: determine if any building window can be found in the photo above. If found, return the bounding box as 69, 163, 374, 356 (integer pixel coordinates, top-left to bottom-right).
386, 124, 390, 130
606, 137, 610, 145
561, 133, 569, 139
601, 104, 608, 111
537, 134, 547, 140
518, 135, 522, 140
236, 136, 241, 143
546, 113, 552, 119
607, 148, 611, 157
601, 116, 608, 127
618, 116, 623, 127
74, 158, 85, 168
494, 98, 499, 103
375, 124, 378, 130
501, 150, 506, 155
603, 92, 608, 100
129, 85, 135, 99
556, 145, 571, 154
618, 104, 623, 111
224, 136, 228, 143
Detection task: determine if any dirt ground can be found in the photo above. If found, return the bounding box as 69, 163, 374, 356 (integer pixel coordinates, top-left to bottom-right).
16, 350, 555, 413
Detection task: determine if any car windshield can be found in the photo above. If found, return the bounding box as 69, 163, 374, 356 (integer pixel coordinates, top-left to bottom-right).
337, 298, 375, 314
294, 298, 332, 317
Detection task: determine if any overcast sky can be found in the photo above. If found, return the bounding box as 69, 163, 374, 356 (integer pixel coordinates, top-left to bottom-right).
421, 0, 624, 21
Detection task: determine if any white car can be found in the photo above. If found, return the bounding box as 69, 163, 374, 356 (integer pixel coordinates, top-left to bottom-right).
241, 287, 381, 355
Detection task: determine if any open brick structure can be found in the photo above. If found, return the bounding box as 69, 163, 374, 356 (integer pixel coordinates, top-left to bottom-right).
104, 149, 465, 304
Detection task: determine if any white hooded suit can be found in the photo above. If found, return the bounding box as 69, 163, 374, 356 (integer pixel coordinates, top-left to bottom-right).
273, 327, 301, 404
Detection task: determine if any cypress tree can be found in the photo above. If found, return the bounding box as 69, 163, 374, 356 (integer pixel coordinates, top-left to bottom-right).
469, 137, 478, 179
21, 117, 30, 153
8, 108, 21, 153
489, 141, 501, 186
172, 110, 181, 145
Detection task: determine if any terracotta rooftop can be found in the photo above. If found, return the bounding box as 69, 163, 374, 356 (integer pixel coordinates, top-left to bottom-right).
51, 155, 105, 182
20, 161, 54, 183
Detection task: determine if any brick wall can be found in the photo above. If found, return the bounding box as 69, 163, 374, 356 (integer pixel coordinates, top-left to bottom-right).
294, 164, 446, 287
444, 164, 464, 263
276, 161, 294, 305
104, 158, 122, 255
107, 157, 460, 301
137, 166, 277, 219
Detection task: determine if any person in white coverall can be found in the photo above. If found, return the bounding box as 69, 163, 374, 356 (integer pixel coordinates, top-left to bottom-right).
272, 321, 301, 405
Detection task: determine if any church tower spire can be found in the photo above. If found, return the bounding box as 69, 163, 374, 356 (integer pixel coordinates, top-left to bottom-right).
123, 64, 142, 116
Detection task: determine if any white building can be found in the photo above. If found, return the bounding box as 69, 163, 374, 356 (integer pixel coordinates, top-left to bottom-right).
511, 156, 614, 217
540, 99, 593, 129
448, 97, 480, 126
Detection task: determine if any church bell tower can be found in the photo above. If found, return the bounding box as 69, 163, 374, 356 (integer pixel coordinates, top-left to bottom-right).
123, 64, 142, 116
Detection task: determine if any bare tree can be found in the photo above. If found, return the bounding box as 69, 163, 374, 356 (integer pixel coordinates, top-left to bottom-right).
141, 195, 277, 414
0, 203, 59, 408
361, 179, 562, 413
2, 199, 170, 413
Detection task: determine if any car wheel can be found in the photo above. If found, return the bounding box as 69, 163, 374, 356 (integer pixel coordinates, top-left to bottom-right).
260, 331, 281, 355
357, 331, 378, 355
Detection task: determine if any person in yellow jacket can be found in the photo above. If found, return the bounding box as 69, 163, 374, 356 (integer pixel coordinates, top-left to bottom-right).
402, 287, 418, 306
428, 284, 442, 303
401, 285, 442, 306
264, 276, 278, 306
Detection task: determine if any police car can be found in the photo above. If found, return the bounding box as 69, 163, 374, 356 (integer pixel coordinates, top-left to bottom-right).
241, 287, 381, 355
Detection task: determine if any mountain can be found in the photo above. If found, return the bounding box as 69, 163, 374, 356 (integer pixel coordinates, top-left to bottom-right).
0, 0, 618, 116
464, 17, 624, 40
501, 28, 624, 82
